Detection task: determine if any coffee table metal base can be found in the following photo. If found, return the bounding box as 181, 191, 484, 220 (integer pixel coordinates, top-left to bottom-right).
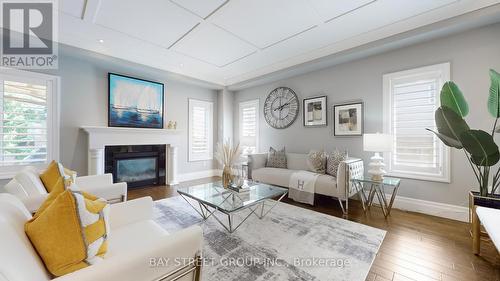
179, 192, 288, 233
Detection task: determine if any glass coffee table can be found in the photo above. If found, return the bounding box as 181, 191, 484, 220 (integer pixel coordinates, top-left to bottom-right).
351, 175, 401, 217
177, 182, 288, 233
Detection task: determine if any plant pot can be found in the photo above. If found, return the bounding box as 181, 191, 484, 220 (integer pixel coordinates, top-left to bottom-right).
468, 191, 500, 223
469, 191, 500, 208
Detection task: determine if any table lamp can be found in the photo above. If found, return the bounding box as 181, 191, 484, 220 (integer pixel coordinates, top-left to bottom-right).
363, 133, 393, 181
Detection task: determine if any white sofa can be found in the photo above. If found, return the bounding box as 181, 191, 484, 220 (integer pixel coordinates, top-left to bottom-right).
248, 153, 364, 213
0, 193, 203, 281
4, 167, 127, 213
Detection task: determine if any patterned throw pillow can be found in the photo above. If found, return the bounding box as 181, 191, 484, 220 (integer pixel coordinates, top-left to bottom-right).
266, 147, 287, 168
326, 150, 348, 177
307, 150, 326, 174
25, 189, 110, 277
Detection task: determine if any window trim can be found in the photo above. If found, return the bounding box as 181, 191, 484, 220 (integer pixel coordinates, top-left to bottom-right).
188, 98, 213, 162
383, 62, 451, 183
239, 99, 260, 155
0, 68, 60, 179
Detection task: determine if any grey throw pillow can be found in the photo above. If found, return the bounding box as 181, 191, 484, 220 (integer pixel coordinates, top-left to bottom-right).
326, 150, 348, 177
266, 147, 287, 168
307, 150, 326, 174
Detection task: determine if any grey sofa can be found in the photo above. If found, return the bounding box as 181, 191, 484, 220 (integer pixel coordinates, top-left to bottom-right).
248, 153, 364, 214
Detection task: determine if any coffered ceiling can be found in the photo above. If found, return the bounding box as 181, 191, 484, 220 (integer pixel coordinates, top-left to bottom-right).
58, 0, 500, 87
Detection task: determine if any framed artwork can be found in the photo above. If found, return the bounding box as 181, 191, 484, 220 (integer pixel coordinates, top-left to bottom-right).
333, 102, 363, 136
108, 73, 164, 129
303, 96, 327, 127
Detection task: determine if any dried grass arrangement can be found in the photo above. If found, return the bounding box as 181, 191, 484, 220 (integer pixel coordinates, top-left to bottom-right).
215, 140, 242, 187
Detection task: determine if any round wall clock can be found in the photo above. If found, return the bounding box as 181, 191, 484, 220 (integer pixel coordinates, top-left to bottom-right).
264, 87, 299, 129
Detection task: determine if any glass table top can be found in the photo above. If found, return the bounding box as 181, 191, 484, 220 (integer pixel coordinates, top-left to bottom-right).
351, 175, 401, 186
177, 181, 288, 213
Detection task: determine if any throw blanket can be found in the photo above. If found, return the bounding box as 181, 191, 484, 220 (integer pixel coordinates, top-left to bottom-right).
288, 171, 319, 205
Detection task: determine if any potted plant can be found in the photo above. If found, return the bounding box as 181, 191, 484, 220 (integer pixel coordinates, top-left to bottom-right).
427, 69, 500, 209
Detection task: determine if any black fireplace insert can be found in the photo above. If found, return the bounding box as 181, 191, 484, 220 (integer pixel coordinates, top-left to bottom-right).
105, 145, 166, 188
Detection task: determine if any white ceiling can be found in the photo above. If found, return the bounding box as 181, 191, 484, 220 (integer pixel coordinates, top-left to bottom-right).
58, 0, 500, 88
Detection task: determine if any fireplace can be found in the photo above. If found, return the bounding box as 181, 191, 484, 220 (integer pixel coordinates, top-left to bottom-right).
81, 126, 180, 185
105, 145, 166, 188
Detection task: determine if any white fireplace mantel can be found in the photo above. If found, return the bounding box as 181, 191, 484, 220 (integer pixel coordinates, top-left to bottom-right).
81, 126, 182, 185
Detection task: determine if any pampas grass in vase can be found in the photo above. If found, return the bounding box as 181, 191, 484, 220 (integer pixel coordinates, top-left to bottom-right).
215, 140, 242, 188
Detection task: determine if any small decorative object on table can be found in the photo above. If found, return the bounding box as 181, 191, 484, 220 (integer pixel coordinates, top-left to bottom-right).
241, 162, 249, 179
363, 133, 393, 181
167, 121, 173, 129
215, 140, 242, 188
228, 179, 254, 193
351, 175, 401, 218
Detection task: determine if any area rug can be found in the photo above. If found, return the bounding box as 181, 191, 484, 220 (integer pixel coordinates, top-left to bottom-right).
153, 196, 386, 281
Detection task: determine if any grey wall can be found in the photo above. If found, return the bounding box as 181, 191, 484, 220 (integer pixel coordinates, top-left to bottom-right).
37, 46, 219, 176
234, 23, 500, 207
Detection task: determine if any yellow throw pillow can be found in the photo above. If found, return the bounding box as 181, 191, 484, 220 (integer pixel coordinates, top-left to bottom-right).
40, 161, 78, 193
25, 189, 110, 277
40, 160, 64, 193
33, 177, 64, 218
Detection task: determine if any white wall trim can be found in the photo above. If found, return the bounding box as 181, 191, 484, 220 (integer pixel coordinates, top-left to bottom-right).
177, 169, 222, 183
373, 194, 469, 222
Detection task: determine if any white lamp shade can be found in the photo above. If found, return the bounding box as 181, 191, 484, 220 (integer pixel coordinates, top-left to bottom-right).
363, 133, 393, 152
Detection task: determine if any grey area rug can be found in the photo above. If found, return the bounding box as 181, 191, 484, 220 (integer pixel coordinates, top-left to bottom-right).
153, 196, 385, 281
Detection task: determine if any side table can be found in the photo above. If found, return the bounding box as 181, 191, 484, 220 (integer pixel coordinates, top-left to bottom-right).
352, 175, 401, 217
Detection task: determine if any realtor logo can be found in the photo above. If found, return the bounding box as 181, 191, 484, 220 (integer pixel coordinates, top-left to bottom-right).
1, 0, 58, 69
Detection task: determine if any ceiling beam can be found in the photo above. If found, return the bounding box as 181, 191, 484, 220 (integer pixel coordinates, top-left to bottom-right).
82, 0, 102, 23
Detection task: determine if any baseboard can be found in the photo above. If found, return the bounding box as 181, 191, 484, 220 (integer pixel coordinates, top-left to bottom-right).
177, 169, 221, 182
377, 194, 469, 222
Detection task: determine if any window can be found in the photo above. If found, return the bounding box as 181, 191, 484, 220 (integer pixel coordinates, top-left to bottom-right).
0, 69, 59, 177
239, 99, 259, 155
383, 63, 450, 182
188, 99, 213, 161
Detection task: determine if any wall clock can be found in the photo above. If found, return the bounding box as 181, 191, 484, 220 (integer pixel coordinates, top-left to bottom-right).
264, 87, 299, 129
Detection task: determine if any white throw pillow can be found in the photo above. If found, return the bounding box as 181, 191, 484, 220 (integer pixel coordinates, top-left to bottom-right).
4, 179, 29, 199
14, 166, 48, 196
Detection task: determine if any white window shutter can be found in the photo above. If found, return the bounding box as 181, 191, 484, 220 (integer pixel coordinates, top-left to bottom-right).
239, 99, 259, 155
383, 63, 451, 182
189, 99, 213, 161
0, 76, 57, 169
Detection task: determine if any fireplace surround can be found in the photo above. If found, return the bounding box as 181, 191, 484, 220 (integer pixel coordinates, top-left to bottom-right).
81, 126, 180, 185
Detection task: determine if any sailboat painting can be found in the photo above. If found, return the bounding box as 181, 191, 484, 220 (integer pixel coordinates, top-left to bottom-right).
108, 73, 164, 128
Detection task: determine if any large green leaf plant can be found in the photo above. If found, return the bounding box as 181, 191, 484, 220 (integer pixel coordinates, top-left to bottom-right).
427, 69, 500, 197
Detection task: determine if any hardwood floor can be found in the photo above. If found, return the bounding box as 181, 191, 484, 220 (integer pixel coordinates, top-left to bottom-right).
128, 177, 500, 281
